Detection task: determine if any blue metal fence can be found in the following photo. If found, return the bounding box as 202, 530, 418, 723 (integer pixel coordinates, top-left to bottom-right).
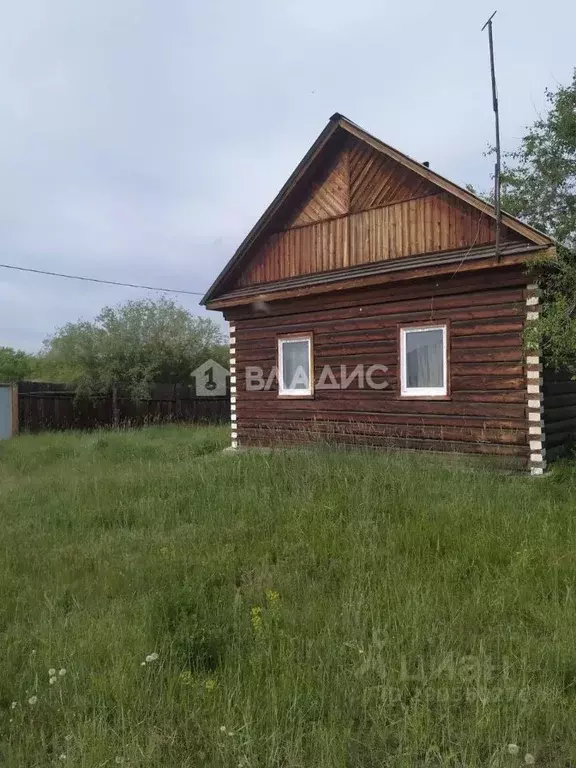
0, 384, 14, 439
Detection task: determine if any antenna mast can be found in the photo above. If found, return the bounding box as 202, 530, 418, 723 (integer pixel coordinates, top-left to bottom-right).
482, 10, 502, 259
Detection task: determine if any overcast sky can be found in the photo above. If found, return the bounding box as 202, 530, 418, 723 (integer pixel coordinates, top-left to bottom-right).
0, 0, 574, 351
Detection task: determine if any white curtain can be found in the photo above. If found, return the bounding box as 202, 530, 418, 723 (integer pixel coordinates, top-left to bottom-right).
282, 340, 310, 390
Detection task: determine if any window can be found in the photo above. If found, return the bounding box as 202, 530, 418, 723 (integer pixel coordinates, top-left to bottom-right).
400, 325, 448, 397
278, 335, 313, 396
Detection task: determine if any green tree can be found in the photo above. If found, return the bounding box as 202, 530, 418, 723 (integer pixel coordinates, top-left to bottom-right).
490, 71, 576, 372
41, 297, 227, 399
499, 71, 576, 250
0, 346, 35, 382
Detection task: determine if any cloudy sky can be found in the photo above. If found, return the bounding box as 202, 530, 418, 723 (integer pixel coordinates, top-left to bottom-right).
0, 0, 574, 351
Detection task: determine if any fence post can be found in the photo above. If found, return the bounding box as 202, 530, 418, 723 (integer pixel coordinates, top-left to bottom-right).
174, 383, 181, 421
112, 383, 120, 428
11, 382, 19, 436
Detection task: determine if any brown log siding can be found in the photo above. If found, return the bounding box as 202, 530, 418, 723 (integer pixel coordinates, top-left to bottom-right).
228, 266, 533, 467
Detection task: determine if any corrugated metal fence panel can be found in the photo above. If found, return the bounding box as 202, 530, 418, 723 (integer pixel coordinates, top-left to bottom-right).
0, 385, 12, 439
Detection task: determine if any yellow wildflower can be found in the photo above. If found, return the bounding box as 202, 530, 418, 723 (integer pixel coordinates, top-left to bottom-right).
180, 670, 193, 685
204, 678, 217, 691
251, 605, 263, 632
265, 589, 280, 618
265, 589, 280, 605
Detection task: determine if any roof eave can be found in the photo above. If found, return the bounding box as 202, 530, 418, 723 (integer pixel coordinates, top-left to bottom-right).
206, 243, 556, 311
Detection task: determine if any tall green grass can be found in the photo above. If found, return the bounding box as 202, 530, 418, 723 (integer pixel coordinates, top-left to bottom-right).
1, 425, 576, 766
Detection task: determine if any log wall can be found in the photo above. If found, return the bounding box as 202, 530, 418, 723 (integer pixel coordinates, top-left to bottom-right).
227, 266, 533, 467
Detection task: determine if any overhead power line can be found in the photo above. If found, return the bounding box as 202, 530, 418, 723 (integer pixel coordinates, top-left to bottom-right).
0, 262, 206, 296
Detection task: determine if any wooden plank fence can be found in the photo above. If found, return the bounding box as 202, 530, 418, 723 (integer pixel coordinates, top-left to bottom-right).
16, 381, 230, 433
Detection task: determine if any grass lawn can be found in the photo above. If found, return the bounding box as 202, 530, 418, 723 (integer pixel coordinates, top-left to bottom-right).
2, 425, 576, 767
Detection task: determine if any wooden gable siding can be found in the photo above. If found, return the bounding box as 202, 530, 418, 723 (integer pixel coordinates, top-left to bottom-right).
202, 115, 552, 306
348, 139, 436, 211
285, 138, 436, 230
234, 136, 527, 289
237, 191, 521, 287
228, 267, 532, 468
287, 148, 349, 227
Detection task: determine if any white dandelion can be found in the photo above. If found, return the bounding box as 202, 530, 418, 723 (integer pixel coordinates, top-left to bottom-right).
58, 668, 67, 677
140, 661, 146, 666
219, 725, 227, 733
508, 744, 519, 755
524, 755, 535, 765
59, 754, 67, 761
28, 696, 38, 706
49, 676, 57, 685
10, 702, 17, 709
48, 668, 56, 677
145, 653, 159, 663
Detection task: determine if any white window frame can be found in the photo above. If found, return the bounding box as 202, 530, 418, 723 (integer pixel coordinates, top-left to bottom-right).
278, 335, 313, 397
400, 324, 448, 398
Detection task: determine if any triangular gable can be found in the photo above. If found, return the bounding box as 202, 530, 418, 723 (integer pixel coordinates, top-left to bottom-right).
282, 138, 438, 230
202, 114, 552, 305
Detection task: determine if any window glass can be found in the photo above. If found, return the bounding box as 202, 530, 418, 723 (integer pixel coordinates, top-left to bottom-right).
401, 326, 447, 396
279, 338, 311, 394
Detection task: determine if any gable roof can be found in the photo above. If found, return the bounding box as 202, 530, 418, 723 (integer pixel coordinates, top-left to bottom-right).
201, 113, 553, 306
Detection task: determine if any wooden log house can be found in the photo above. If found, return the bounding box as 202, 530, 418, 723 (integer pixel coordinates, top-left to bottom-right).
201, 114, 572, 474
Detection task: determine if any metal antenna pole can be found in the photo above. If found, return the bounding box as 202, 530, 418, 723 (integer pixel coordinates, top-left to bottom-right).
482, 10, 502, 259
